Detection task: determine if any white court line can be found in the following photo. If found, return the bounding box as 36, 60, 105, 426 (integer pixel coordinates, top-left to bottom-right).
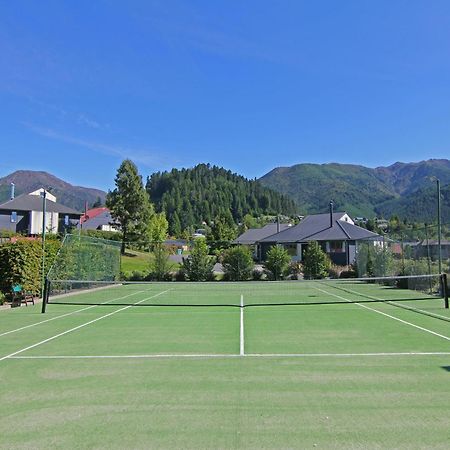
240, 294, 245, 356
330, 284, 450, 321
314, 286, 450, 342
0, 289, 172, 362
8, 351, 450, 360
0, 290, 146, 338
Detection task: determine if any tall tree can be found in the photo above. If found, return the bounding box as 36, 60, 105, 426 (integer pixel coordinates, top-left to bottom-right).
146, 212, 168, 247
106, 160, 151, 254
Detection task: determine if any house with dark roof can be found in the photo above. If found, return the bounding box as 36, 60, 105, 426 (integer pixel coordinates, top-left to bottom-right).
233, 222, 292, 260
0, 188, 81, 235
79, 207, 119, 232
414, 239, 450, 261
236, 212, 382, 265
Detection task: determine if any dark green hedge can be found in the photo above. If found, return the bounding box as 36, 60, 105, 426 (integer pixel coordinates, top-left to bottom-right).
0, 240, 61, 296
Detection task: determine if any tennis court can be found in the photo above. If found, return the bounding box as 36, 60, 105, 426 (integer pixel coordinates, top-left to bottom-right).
1, 279, 450, 448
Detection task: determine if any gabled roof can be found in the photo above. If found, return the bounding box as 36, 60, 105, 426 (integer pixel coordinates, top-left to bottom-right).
420, 239, 450, 246
80, 207, 109, 223
0, 194, 81, 215
234, 223, 292, 245
259, 212, 380, 243
79, 209, 116, 230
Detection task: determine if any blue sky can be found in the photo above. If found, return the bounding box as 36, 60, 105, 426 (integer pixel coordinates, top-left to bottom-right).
1, 1, 450, 191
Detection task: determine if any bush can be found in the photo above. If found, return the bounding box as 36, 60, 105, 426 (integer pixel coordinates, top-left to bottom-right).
175, 270, 186, 281
265, 245, 291, 280
182, 239, 214, 281
148, 244, 173, 281
303, 241, 330, 280
222, 246, 254, 281
339, 267, 357, 278
0, 292, 5, 305
0, 239, 61, 296
252, 268, 264, 281
122, 270, 148, 281
288, 261, 303, 279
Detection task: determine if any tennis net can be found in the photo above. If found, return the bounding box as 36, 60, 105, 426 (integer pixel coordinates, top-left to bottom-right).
43, 274, 449, 316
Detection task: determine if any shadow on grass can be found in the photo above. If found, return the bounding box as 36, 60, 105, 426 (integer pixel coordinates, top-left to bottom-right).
441, 366, 450, 372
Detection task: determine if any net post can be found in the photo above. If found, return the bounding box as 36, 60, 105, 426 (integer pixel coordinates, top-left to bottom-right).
41, 278, 50, 314
442, 273, 449, 309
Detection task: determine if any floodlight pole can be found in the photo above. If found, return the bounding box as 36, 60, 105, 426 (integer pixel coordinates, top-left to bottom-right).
436, 179, 442, 275
41, 190, 47, 299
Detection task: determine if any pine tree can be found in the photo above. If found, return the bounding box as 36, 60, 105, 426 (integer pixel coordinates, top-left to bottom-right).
106, 160, 151, 254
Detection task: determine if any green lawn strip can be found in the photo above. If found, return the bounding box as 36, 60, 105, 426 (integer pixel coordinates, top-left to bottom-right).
245, 305, 450, 355
120, 248, 181, 274
313, 283, 450, 339
21, 307, 240, 356
120, 249, 151, 273
1, 357, 449, 449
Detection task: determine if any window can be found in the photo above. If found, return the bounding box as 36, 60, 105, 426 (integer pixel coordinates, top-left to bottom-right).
10, 211, 17, 223
329, 241, 344, 253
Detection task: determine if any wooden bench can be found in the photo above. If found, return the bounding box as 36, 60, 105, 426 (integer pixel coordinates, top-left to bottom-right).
11, 285, 35, 307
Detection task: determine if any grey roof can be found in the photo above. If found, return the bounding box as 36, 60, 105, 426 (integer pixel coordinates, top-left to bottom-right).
234, 223, 292, 245
0, 194, 81, 215
259, 212, 381, 243
420, 239, 450, 246
80, 210, 116, 230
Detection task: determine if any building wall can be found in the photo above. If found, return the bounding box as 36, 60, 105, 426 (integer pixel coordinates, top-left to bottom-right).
0, 212, 27, 233
30, 211, 59, 234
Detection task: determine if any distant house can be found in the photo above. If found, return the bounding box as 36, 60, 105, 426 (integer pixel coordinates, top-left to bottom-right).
233, 222, 292, 260
79, 207, 119, 232
235, 212, 382, 265
0, 188, 81, 235
414, 239, 450, 261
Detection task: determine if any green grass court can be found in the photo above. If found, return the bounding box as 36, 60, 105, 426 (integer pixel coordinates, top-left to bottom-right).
1, 280, 449, 448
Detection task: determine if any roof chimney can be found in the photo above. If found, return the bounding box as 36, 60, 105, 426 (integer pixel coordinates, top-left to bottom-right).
329, 201, 334, 228
10, 182, 15, 200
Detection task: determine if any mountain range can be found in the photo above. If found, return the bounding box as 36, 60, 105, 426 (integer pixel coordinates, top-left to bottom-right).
259, 159, 450, 221
0, 171, 106, 212
0, 159, 449, 223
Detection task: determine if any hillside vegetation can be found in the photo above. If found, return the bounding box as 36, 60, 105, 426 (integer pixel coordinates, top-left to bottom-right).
260, 159, 450, 221
146, 164, 298, 235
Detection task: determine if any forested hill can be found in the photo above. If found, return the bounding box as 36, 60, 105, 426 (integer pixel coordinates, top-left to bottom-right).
146, 164, 299, 235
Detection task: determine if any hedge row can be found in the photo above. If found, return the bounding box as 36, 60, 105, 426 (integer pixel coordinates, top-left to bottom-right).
0, 240, 61, 296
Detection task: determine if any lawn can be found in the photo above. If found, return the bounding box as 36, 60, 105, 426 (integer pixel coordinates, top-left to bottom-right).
1, 281, 449, 448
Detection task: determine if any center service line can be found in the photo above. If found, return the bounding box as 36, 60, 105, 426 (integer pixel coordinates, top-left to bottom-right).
240, 294, 245, 356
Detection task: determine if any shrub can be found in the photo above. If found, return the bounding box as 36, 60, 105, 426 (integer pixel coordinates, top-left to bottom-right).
148, 244, 173, 281
182, 239, 214, 281
252, 268, 264, 281
222, 246, 254, 281
288, 261, 303, 279
125, 270, 148, 281
0, 292, 5, 305
265, 245, 291, 280
0, 239, 61, 296
175, 270, 186, 281
303, 241, 330, 280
